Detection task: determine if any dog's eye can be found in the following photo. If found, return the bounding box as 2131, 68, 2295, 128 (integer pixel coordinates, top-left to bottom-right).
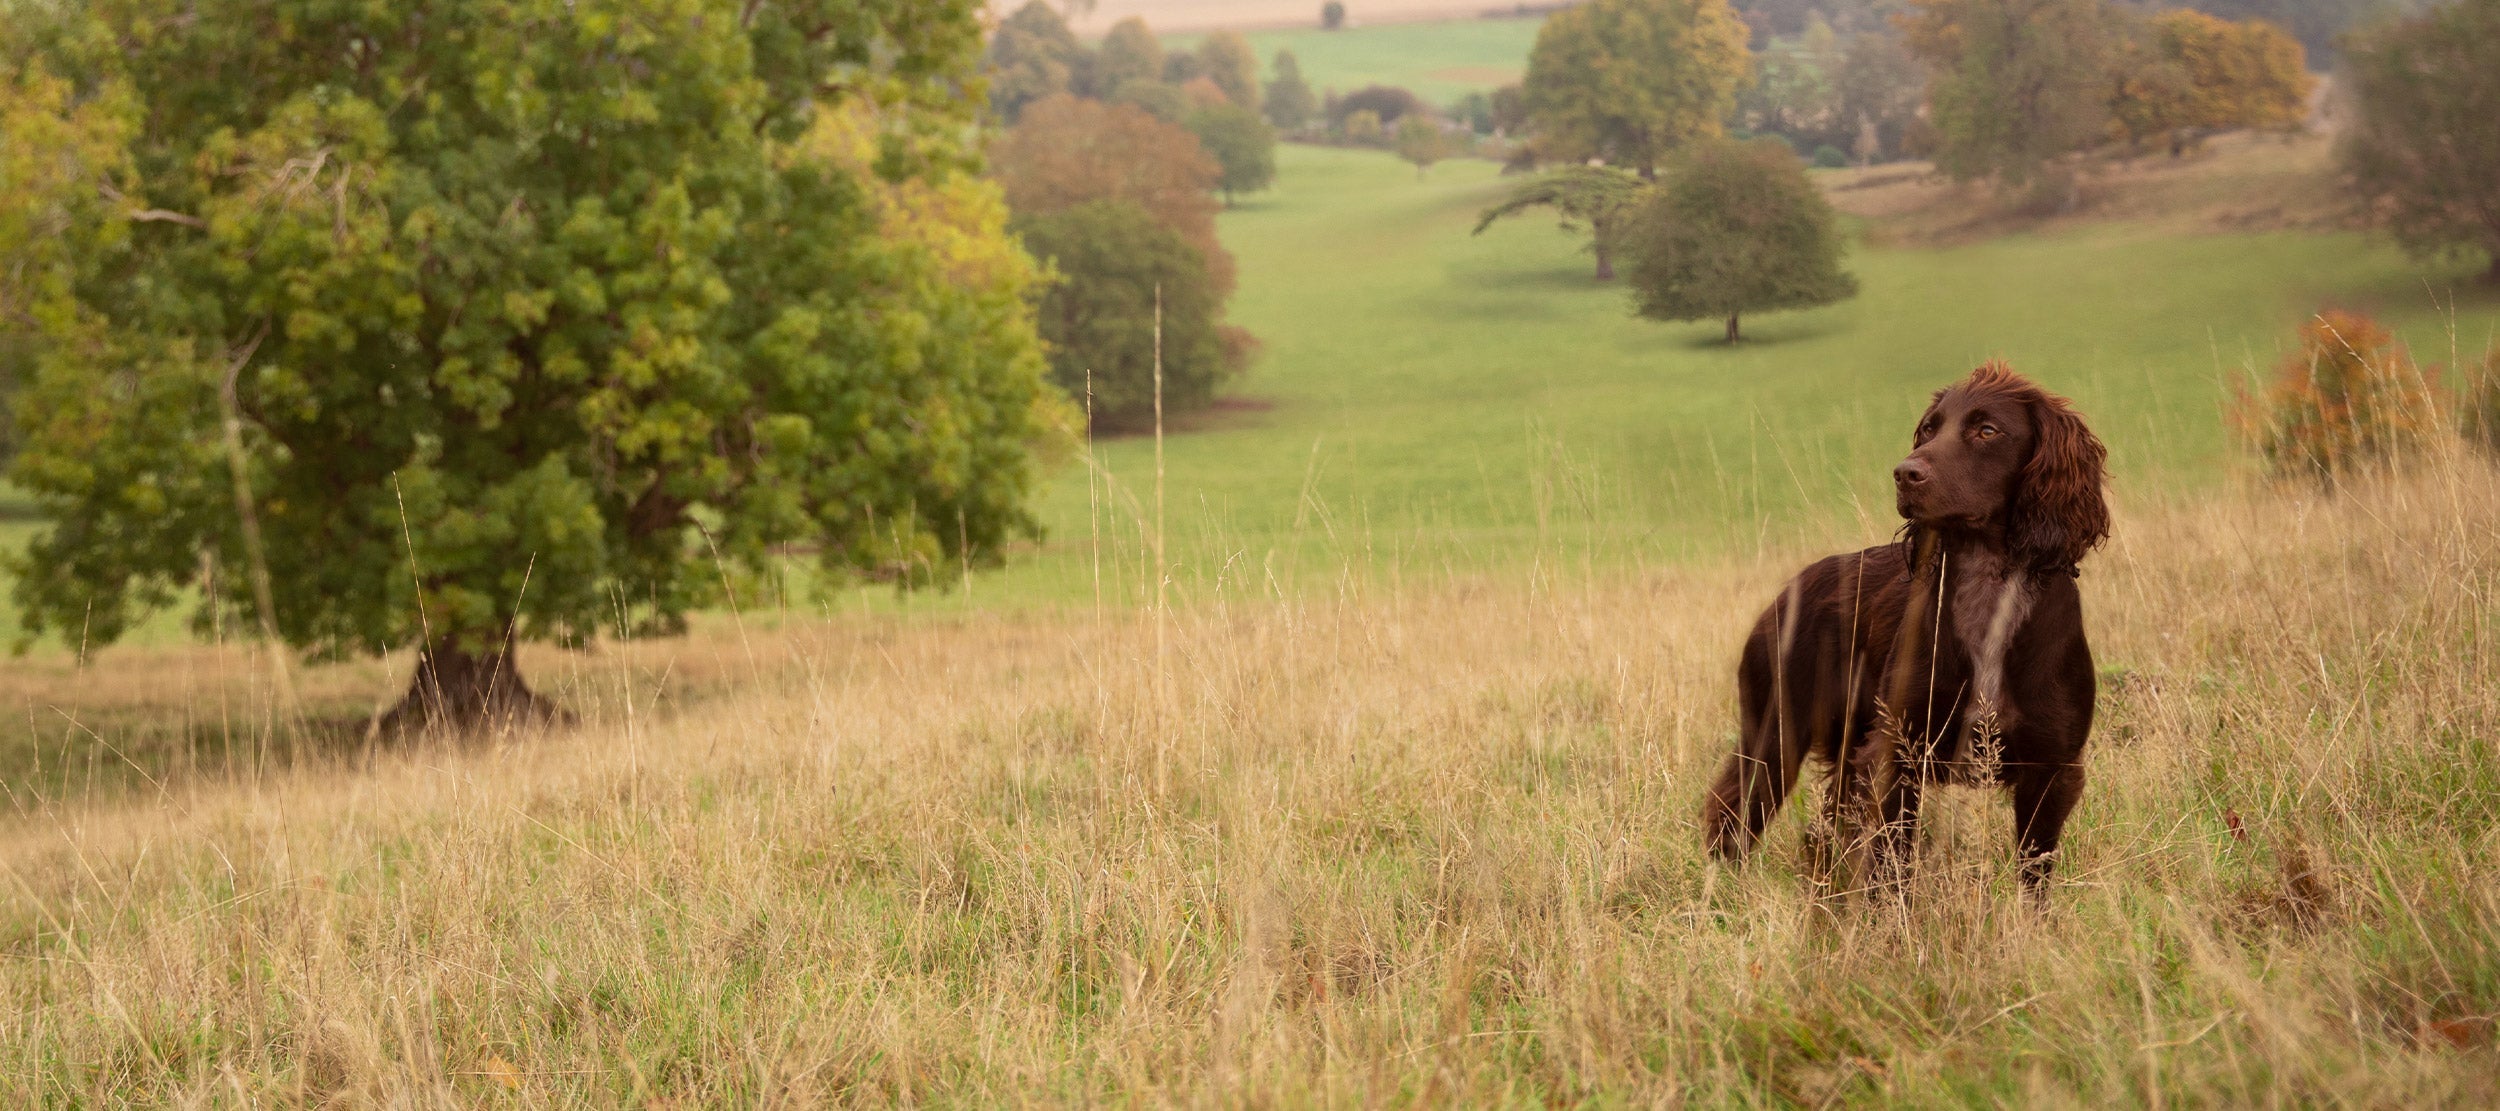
1975, 424, 2000, 440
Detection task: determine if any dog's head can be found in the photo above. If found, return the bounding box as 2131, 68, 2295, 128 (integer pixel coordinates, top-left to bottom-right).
1893, 362, 2109, 574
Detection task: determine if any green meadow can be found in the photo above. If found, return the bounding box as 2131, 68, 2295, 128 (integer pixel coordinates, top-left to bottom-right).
974, 142, 2500, 608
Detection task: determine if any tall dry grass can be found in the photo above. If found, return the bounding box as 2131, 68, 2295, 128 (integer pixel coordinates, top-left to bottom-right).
2, 451, 2497, 1104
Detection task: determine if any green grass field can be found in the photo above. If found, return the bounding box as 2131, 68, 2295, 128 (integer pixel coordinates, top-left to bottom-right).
7, 142, 2497, 645
972, 142, 2500, 610
1172, 16, 1546, 105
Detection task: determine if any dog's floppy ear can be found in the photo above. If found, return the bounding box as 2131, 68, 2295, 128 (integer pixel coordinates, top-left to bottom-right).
2008, 382, 2109, 575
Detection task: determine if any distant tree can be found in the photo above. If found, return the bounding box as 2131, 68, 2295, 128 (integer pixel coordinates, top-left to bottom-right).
1109, 79, 1188, 122
1521, 0, 1753, 177
1333, 84, 1428, 128
1266, 50, 1320, 130
1834, 30, 1924, 163
985, 1, 1089, 122
1472, 165, 1652, 280
1198, 30, 1263, 112
1096, 16, 1164, 92
1903, 0, 2123, 208
1162, 52, 1204, 85
1451, 91, 1495, 134
1181, 76, 1233, 112
1395, 115, 1450, 177
1490, 83, 1529, 135
993, 95, 1235, 294
2337, 0, 2500, 284
1188, 103, 1279, 204
2109, 10, 2312, 155
1017, 201, 1248, 431
0, 0, 1058, 729
1622, 139, 1858, 342
1343, 108, 1386, 145
1324, 2, 1348, 30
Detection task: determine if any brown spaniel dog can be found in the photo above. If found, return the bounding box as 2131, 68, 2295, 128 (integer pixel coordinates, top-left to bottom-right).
1701, 363, 2110, 895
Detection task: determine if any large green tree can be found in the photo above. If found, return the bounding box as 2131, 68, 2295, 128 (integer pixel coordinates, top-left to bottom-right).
1520, 0, 1752, 177
1472, 165, 1651, 281
0, 0, 1061, 729
1621, 139, 1857, 342
2337, 0, 2500, 285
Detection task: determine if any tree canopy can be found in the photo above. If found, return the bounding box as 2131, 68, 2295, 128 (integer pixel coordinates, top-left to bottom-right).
1266, 50, 1319, 131
2337, 0, 2500, 284
1395, 116, 1450, 177
2108, 9, 2311, 154
1188, 103, 1279, 204
1473, 166, 1652, 281
1197, 30, 1262, 113
985, 1, 1088, 122
1096, 16, 1164, 93
1621, 139, 1858, 342
1520, 0, 1752, 177
1903, 0, 2120, 205
991, 94, 1234, 295
0, 0, 1061, 728
1016, 201, 1248, 432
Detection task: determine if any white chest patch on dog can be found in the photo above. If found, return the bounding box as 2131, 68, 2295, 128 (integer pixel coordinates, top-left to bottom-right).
1948, 549, 2033, 727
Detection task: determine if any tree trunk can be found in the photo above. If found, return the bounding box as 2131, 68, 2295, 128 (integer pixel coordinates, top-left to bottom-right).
375, 635, 570, 736
2486, 251, 2500, 286
1593, 238, 1615, 282
1725, 313, 1742, 343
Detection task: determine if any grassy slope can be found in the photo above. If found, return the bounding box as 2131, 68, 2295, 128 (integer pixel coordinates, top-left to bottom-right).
1169, 16, 1545, 104
977, 141, 2500, 610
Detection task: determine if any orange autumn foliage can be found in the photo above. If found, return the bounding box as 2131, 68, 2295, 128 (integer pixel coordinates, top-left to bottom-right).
2236, 310, 2441, 483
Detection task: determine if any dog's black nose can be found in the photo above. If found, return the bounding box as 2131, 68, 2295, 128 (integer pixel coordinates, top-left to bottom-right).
1894, 458, 1930, 488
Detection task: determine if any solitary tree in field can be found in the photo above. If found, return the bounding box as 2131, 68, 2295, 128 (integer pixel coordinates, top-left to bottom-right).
1266, 50, 1319, 131
1017, 201, 1251, 431
1188, 103, 1279, 204
1472, 165, 1652, 280
2338, 0, 2500, 285
1521, 0, 1752, 177
1324, 2, 1348, 30
1622, 139, 1858, 342
1395, 115, 1450, 178
0, 0, 1059, 729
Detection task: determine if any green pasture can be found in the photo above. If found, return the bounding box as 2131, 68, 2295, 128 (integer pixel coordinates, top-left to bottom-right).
976, 143, 2500, 609
1172, 16, 1546, 105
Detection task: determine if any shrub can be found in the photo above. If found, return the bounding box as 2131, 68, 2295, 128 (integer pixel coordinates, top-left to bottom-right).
1812, 144, 1849, 168
1323, 1, 1347, 30
2235, 310, 2441, 483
